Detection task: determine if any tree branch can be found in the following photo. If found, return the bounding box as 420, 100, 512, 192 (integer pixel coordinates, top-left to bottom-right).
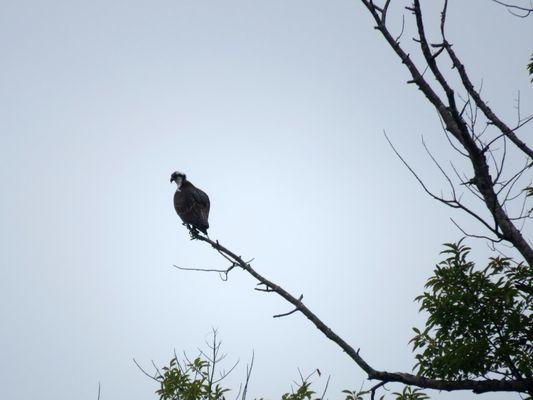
490, 0, 533, 17
182, 229, 532, 394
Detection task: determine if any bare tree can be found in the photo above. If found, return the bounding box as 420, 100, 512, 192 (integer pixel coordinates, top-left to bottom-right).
176, 1, 532, 397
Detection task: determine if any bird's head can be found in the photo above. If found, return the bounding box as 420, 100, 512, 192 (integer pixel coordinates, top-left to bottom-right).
170, 171, 187, 189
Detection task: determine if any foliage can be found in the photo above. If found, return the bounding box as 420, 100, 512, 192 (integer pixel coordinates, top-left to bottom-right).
153, 352, 323, 400
281, 380, 315, 400
411, 241, 532, 381
392, 387, 429, 400
342, 389, 366, 400
149, 335, 432, 400
342, 386, 428, 400
155, 356, 230, 400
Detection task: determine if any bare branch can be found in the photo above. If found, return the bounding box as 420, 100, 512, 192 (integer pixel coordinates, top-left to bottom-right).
386, 132, 502, 237
440, 0, 449, 38
273, 295, 303, 318
318, 374, 331, 400
133, 358, 160, 382
421, 135, 457, 199
491, 0, 533, 17
413, 0, 461, 123
438, 115, 469, 157
241, 351, 254, 400
371, 381, 387, 400
450, 218, 504, 243
395, 14, 406, 42
382, 0, 392, 25
445, 44, 533, 159
385, 132, 456, 206
180, 229, 532, 394
173, 264, 236, 281
213, 359, 240, 384
496, 159, 532, 196
514, 114, 533, 131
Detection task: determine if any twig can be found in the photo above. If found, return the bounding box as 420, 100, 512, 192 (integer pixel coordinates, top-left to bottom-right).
241, 351, 254, 400
370, 381, 387, 400
133, 358, 160, 381
173, 264, 236, 281
273, 295, 304, 318
450, 218, 503, 243
319, 375, 331, 400
395, 14, 406, 42
490, 0, 533, 17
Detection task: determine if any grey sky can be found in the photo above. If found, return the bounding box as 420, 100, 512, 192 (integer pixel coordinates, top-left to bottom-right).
1, 1, 531, 399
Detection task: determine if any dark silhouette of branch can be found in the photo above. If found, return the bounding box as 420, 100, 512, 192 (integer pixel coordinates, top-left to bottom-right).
240, 351, 254, 400
444, 44, 533, 160
491, 0, 533, 17
450, 218, 504, 243
318, 374, 331, 400
395, 14, 406, 42
385, 132, 503, 238
183, 229, 532, 394
133, 358, 160, 382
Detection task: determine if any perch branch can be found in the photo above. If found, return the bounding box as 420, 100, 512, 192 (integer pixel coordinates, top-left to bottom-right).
181, 228, 532, 394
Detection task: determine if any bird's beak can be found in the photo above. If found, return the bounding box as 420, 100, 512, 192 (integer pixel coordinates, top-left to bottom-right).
170, 176, 175, 183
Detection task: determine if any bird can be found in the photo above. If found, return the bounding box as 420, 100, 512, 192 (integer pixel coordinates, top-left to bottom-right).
170, 171, 210, 235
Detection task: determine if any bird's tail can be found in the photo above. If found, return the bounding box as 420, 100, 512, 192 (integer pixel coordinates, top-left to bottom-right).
198, 224, 209, 236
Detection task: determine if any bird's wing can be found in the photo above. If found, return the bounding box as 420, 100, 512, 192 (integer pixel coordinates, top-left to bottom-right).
191, 188, 210, 212
190, 188, 210, 229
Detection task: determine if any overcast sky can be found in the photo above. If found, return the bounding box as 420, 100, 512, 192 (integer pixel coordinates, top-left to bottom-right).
1, 1, 531, 399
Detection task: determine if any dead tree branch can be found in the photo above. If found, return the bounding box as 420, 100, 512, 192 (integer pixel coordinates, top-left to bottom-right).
173, 263, 236, 281
490, 0, 533, 17
184, 230, 532, 394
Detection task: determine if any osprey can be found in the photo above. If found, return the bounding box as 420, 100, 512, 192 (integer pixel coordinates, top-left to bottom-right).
170, 171, 210, 235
